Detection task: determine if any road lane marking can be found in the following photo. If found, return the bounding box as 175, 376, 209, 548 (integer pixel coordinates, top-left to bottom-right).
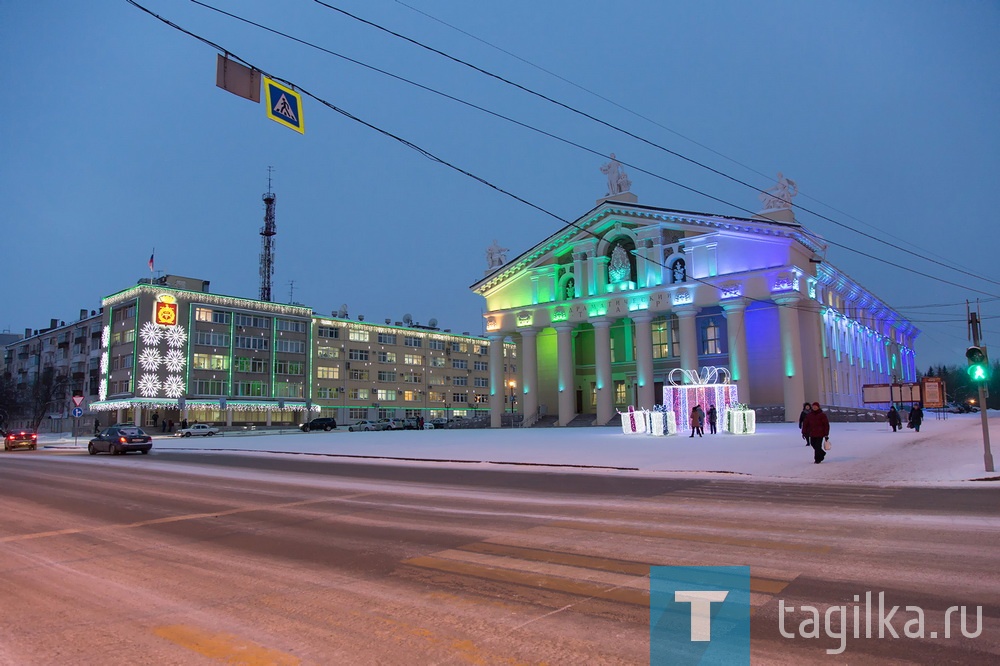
153, 625, 300, 665
403, 554, 651, 606
544, 519, 831, 553
455, 542, 791, 595
0, 493, 373, 544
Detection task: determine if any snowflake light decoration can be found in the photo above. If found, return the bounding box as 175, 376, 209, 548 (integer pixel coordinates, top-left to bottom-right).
163, 375, 185, 398
101, 325, 110, 349
137, 374, 162, 397
164, 325, 187, 348
98, 383, 107, 401
164, 349, 186, 372
139, 348, 162, 372
140, 321, 163, 346
99, 355, 109, 376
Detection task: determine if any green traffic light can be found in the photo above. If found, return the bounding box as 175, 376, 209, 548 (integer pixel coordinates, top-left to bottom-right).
969, 364, 988, 382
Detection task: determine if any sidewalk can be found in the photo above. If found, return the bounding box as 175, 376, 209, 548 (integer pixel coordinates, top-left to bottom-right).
32, 411, 1000, 487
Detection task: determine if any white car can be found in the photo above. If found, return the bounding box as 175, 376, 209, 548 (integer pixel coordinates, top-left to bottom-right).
348, 420, 384, 432
175, 423, 221, 437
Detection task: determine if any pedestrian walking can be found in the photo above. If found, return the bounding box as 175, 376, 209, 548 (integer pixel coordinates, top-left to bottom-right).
798, 402, 811, 445
151, 412, 159, 427
707, 405, 718, 434
168, 419, 174, 432
94, 419, 101, 435
181, 419, 188, 430
886, 405, 902, 432
908, 403, 924, 432
161, 418, 167, 433
800, 401, 830, 464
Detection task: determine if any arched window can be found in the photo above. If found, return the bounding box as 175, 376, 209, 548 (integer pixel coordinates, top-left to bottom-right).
702, 319, 722, 355
607, 238, 637, 285
671, 258, 686, 284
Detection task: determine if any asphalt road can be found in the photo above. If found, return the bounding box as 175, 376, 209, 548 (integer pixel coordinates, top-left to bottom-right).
1, 449, 997, 665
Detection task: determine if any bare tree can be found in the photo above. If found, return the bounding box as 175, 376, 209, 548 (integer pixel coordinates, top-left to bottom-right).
27, 367, 67, 431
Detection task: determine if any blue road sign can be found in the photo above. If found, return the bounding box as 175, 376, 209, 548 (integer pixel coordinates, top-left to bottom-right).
72, 407, 84, 418
264, 77, 305, 134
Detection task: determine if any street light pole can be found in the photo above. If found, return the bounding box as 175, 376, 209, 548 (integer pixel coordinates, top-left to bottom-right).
508, 379, 516, 426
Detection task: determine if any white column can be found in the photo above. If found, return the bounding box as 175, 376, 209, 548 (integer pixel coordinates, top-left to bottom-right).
636, 241, 649, 288
572, 252, 585, 297
521, 329, 539, 421
721, 299, 750, 404
593, 318, 614, 425
587, 252, 598, 296
675, 306, 700, 378
488, 333, 505, 428
775, 295, 805, 421
595, 256, 609, 295
633, 314, 655, 409
134, 405, 142, 428
555, 323, 576, 426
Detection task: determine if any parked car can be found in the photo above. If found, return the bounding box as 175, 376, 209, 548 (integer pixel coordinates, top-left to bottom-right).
301, 417, 338, 432
377, 418, 406, 431
401, 418, 419, 430
5, 428, 38, 451
348, 420, 384, 432
429, 418, 448, 428
175, 423, 221, 437
88, 426, 152, 455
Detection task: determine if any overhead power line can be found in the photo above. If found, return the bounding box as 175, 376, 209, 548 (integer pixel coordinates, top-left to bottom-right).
126, 0, 994, 327
184, 0, 1000, 300
390, 0, 969, 275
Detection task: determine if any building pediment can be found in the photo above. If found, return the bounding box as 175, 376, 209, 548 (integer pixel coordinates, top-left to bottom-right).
470, 201, 806, 295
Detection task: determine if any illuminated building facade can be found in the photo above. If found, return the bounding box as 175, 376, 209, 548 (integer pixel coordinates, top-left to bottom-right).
77, 276, 508, 428
472, 199, 918, 427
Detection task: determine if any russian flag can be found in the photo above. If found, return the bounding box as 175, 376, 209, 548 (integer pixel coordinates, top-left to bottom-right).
148, 253, 154, 272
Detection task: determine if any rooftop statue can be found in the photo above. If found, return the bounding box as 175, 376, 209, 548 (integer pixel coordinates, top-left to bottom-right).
486, 239, 509, 270
759, 172, 798, 211
600, 153, 632, 196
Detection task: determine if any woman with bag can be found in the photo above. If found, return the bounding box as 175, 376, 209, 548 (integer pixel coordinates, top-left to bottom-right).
800, 401, 830, 464
886, 405, 902, 432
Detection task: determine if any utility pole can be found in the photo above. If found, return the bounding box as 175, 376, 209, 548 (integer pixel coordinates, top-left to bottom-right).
968, 302, 994, 472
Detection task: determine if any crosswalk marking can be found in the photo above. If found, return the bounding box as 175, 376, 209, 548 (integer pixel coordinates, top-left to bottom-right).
544, 519, 831, 554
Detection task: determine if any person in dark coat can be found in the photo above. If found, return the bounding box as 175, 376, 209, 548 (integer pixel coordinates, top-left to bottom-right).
689, 405, 704, 437
886, 406, 902, 432
798, 402, 811, 445
800, 401, 830, 464
707, 405, 718, 434
908, 403, 924, 432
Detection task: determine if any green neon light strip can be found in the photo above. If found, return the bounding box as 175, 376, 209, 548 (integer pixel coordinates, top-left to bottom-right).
271, 316, 277, 399
185, 303, 193, 397
130, 298, 139, 394
228, 310, 235, 397
104, 305, 113, 399
307, 319, 314, 402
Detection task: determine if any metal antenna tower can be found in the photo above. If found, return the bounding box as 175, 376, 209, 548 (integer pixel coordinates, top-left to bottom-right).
259, 167, 277, 302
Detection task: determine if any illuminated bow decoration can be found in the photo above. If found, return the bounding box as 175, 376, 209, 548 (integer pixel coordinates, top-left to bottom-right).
667, 366, 732, 386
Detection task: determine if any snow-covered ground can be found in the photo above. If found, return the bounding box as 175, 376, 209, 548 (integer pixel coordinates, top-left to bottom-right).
35, 411, 1000, 487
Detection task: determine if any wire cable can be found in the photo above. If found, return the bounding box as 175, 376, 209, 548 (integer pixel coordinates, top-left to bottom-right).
124, 0, 978, 335
310, 0, 1000, 290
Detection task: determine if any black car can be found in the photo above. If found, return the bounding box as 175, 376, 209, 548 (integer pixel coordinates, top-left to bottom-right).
300, 417, 337, 432
4, 428, 38, 451
88, 426, 153, 455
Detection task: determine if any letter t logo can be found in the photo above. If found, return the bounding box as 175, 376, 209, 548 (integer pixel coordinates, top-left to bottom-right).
674, 590, 729, 641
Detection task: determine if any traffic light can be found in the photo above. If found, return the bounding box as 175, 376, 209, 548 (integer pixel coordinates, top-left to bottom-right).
966, 346, 989, 383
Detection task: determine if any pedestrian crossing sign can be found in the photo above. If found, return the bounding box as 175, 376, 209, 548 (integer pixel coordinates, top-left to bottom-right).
263, 77, 304, 134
